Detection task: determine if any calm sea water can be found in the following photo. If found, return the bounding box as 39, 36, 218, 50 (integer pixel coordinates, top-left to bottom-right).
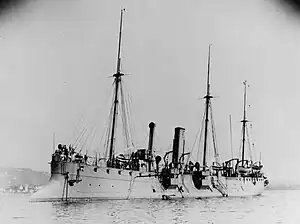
0, 190, 299, 224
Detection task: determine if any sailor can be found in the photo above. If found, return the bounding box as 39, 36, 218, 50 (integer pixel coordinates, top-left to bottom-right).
116, 160, 120, 168
188, 161, 194, 171
60, 154, 66, 161
71, 153, 75, 162
63, 146, 68, 157
209, 165, 213, 175
184, 164, 188, 173
141, 163, 147, 173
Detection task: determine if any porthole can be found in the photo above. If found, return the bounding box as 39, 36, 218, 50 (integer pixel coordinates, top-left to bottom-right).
89, 184, 91, 186
118, 170, 121, 175
106, 169, 110, 174
129, 171, 132, 176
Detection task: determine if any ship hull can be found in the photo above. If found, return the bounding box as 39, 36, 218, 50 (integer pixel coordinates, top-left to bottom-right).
30, 162, 265, 202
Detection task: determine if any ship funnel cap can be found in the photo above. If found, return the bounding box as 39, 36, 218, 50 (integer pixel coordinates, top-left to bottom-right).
149, 122, 156, 129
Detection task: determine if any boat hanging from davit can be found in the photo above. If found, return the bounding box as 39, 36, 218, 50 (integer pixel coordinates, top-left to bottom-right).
31, 9, 268, 202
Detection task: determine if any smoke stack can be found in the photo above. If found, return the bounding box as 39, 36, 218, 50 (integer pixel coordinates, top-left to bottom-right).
172, 127, 185, 168
155, 155, 161, 173
148, 122, 156, 172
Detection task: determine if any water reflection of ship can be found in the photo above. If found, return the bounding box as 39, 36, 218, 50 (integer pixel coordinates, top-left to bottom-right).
31, 9, 267, 202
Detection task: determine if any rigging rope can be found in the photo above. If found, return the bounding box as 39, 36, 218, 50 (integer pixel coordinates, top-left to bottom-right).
246, 125, 254, 161
249, 124, 257, 161
153, 131, 164, 155
81, 126, 96, 153
189, 112, 204, 162
195, 106, 206, 162
73, 125, 88, 149
119, 80, 131, 149
104, 87, 116, 159
126, 92, 134, 148
127, 93, 136, 148
209, 103, 219, 162
87, 128, 98, 154
68, 78, 114, 158
80, 123, 97, 152
73, 122, 87, 146
71, 113, 85, 145
100, 82, 117, 158
239, 128, 243, 161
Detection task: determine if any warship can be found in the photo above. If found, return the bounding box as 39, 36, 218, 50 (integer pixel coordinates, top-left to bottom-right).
31, 9, 268, 202
219, 81, 269, 190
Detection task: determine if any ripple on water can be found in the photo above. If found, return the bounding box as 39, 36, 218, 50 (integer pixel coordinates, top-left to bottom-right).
1, 191, 300, 224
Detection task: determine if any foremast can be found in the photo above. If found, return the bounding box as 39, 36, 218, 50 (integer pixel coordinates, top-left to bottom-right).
202, 44, 219, 170
241, 80, 248, 167
108, 8, 126, 164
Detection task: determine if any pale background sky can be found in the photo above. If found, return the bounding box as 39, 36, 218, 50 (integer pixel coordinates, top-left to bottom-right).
0, 0, 299, 184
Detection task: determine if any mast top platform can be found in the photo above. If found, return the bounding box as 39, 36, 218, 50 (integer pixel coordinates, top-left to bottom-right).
113, 72, 124, 78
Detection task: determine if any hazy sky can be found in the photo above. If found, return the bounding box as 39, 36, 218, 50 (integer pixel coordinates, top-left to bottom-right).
0, 0, 300, 183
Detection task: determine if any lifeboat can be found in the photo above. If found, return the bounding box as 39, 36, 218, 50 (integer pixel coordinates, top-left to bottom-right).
251, 164, 263, 170
237, 166, 251, 174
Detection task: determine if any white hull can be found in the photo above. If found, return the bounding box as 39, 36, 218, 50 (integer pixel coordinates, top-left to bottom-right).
30, 162, 265, 202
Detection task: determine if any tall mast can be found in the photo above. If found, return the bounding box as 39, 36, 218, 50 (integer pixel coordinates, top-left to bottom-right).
202, 44, 213, 170
241, 80, 248, 166
116, 8, 125, 73
108, 8, 125, 162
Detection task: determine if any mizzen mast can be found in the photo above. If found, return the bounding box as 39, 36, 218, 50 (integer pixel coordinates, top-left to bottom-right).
108, 8, 126, 163
241, 80, 248, 167
202, 44, 213, 170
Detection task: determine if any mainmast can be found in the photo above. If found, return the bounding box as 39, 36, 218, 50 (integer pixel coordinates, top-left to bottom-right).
241, 80, 248, 166
108, 8, 125, 163
202, 44, 213, 170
